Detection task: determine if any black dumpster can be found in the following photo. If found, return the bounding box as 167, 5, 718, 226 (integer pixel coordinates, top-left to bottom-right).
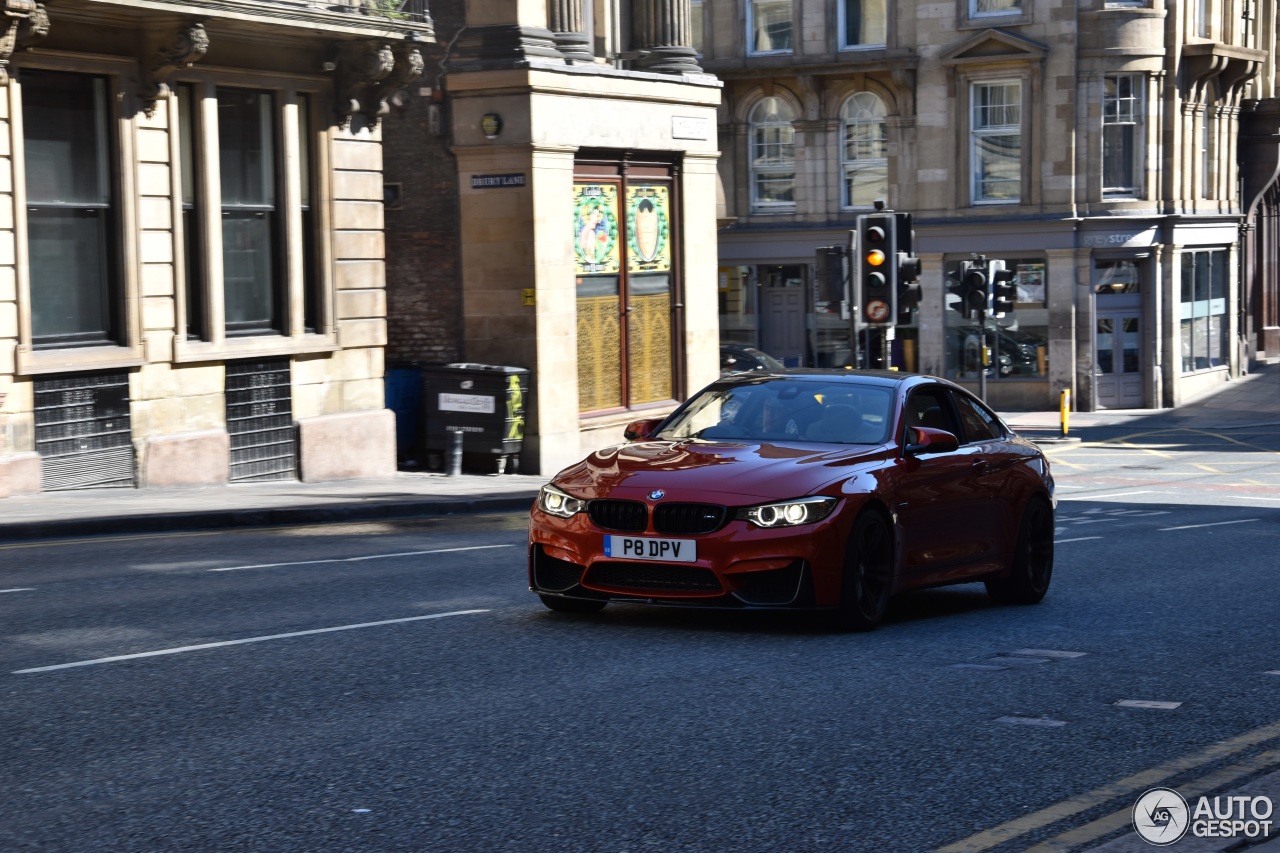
420, 363, 529, 474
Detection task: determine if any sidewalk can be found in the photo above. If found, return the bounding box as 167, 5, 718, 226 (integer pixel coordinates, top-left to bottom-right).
0, 363, 1275, 543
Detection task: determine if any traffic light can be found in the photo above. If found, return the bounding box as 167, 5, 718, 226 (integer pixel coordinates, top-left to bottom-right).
894, 212, 922, 324
956, 259, 990, 320
856, 213, 896, 327
989, 259, 1016, 318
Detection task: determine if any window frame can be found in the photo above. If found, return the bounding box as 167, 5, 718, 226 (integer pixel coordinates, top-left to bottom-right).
966, 0, 1024, 22
839, 92, 889, 210
746, 0, 794, 56
969, 78, 1024, 205
838, 0, 888, 51
748, 96, 798, 213
14, 57, 147, 376
170, 72, 334, 364
1179, 249, 1228, 374
1102, 73, 1145, 197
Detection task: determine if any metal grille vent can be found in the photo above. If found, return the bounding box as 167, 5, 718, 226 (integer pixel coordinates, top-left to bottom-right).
587, 500, 647, 532
34, 372, 135, 491
226, 359, 297, 482
654, 503, 727, 535
585, 562, 722, 593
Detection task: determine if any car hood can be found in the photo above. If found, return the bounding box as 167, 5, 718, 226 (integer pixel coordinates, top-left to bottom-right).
553, 439, 886, 503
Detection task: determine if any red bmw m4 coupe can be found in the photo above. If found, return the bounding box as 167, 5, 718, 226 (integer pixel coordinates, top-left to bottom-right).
528, 370, 1055, 631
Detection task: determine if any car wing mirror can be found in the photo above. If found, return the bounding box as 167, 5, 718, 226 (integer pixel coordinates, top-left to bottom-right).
623, 417, 664, 441
904, 426, 960, 456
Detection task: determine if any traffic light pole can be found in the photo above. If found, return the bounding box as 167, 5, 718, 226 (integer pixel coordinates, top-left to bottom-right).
978, 306, 988, 403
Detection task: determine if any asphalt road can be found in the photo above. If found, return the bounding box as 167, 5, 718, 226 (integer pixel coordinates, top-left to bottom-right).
2, 423, 1278, 853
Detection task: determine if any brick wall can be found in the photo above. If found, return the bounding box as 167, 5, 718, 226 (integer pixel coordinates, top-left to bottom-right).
382, 0, 466, 366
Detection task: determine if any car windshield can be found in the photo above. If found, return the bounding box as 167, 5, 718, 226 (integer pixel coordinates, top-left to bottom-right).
657, 379, 894, 445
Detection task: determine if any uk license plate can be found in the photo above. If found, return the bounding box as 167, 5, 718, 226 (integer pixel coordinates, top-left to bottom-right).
604, 535, 697, 563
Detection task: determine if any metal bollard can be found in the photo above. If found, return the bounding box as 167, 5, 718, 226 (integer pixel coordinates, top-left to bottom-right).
1060, 389, 1071, 438
448, 429, 463, 477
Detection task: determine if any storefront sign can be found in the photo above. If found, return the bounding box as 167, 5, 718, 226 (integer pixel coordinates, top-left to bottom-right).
1082, 228, 1155, 248
439, 393, 496, 414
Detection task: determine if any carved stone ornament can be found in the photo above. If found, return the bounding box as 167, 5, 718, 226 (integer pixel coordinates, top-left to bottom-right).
0, 0, 50, 86
141, 23, 210, 117
334, 40, 423, 127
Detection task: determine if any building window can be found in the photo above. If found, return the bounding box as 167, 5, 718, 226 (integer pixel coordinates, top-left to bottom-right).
1194, 0, 1208, 38
840, 93, 888, 209
690, 0, 704, 54
574, 168, 678, 413
970, 0, 1021, 17
1180, 250, 1227, 372
175, 83, 322, 345
1103, 75, 1143, 196
749, 97, 796, 211
218, 88, 281, 335
944, 257, 1048, 381
177, 84, 206, 341
971, 80, 1022, 204
748, 0, 792, 54
840, 0, 886, 49
1200, 114, 1212, 198
22, 69, 120, 348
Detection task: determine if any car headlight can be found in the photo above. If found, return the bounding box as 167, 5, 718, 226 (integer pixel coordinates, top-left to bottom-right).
538, 484, 587, 518
736, 497, 838, 528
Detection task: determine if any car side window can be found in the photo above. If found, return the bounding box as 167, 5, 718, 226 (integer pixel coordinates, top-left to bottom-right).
902, 387, 961, 442
954, 393, 1004, 443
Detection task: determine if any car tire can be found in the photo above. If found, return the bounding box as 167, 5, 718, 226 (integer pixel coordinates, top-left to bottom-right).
836, 510, 894, 632
538, 594, 607, 614
985, 496, 1054, 605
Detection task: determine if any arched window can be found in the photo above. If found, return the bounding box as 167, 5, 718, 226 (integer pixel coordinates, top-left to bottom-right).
749, 97, 796, 211
840, 92, 888, 209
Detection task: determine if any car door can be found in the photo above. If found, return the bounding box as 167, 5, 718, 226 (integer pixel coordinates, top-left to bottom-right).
949, 389, 1015, 566
890, 385, 995, 580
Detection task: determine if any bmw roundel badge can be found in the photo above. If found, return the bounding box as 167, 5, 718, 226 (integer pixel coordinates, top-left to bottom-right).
648, 489, 665, 501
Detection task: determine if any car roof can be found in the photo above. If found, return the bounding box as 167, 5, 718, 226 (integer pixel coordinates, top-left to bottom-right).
713, 368, 953, 391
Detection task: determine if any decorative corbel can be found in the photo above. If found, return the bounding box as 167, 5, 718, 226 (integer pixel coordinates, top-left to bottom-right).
0, 0, 50, 86
334, 41, 395, 127
141, 23, 209, 117
361, 42, 423, 124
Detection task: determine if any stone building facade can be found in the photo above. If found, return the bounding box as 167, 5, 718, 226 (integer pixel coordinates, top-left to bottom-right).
703, 0, 1279, 411
0, 0, 427, 497
382, 0, 722, 475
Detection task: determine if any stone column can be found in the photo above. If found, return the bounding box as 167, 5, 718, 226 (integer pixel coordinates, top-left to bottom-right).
547, 0, 593, 63
632, 0, 701, 74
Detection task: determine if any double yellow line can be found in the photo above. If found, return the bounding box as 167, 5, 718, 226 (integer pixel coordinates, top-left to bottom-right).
937, 719, 1280, 852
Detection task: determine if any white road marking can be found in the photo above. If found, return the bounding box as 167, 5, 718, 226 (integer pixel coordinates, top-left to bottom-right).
1228, 495, 1280, 502
1115, 699, 1181, 710
1055, 536, 1103, 543
997, 716, 1067, 727
1158, 519, 1260, 531
1060, 490, 1161, 500
0, 588, 35, 594
1010, 649, 1088, 659
12, 609, 490, 674
209, 544, 516, 572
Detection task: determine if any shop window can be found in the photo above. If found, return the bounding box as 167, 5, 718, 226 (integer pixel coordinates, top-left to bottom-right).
944, 256, 1048, 381
840, 93, 888, 209
1180, 250, 1227, 372
749, 97, 796, 211
971, 80, 1022, 204
574, 168, 678, 413
840, 0, 886, 49
22, 70, 121, 348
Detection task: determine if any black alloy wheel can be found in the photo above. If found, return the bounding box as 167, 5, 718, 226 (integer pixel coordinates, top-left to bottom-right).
985, 497, 1054, 605
538, 593, 608, 614
837, 510, 894, 632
